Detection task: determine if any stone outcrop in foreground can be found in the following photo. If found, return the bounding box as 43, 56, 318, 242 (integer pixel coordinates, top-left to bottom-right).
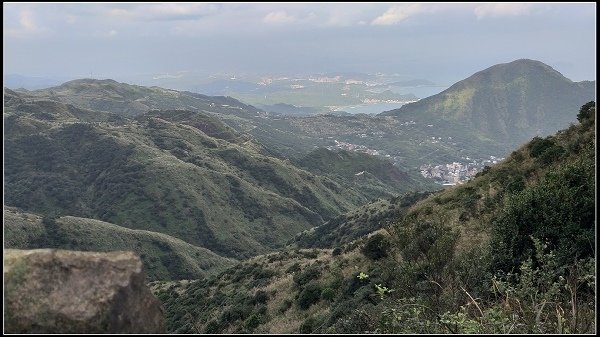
4, 249, 165, 333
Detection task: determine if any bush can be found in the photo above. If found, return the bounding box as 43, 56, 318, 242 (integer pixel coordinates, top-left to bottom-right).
278, 299, 292, 313
511, 151, 524, 163
361, 234, 390, 260
293, 264, 321, 287
286, 262, 301, 274
251, 265, 277, 280
302, 249, 319, 259
300, 317, 317, 333
537, 144, 565, 165
204, 320, 221, 333
332, 247, 343, 256
243, 313, 263, 332
441, 241, 596, 334
491, 158, 594, 273
505, 175, 525, 193
253, 290, 269, 305
528, 137, 554, 158
296, 281, 322, 310
321, 287, 336, 301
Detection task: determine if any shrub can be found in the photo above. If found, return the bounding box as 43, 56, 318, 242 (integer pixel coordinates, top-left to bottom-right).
361, 234, 389, 260
253, 290, 269, 305
528, 137, 554, 158
278, 299, 292, 313
475, 165, 491, 178
293, 264, 321, 287
296, 281, 322, 310
243, 313, 263, 332
442, 241, 596, 334
204, 320, 221, 333
286, 262, 301, 274
490, 158, 594, 273
505, 175, 526, 193
537, 144, 565, 165
300, 317, 317, 333
576, 101, 595, 123
321, 287, 336, 301
332, 247, 343, 256
302, 249, 319, 259
511, 151, 525, 163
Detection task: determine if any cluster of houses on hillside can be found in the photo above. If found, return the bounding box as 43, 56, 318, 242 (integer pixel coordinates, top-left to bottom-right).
326, 136, 505, 186
419, 156, 503, 185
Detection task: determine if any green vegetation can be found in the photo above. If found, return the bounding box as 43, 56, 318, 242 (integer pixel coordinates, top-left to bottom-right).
296, 148, 436, 200
361, 234, 390, 260
5, 91, 401, 260
153, 102, 595, 333
4, 75, 595, 333
381, 59, 595, 150
4, 208, 235, 281
261, 112, 504, 169
292, 191, 432, 249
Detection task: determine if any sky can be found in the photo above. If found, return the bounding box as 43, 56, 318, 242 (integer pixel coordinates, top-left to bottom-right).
3, 2, 597, 85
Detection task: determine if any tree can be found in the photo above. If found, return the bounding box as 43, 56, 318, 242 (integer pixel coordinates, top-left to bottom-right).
576, 101, 595, 123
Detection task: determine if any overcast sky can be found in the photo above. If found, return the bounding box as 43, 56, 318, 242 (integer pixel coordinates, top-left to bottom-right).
3, 2, 596, 84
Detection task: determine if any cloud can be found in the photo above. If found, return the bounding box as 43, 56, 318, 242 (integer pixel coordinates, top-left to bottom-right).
371, 4, 426, 25
263, 10, 296, 24
19, 10, 38, 30
473, 3, 532, 19
105, 3, 219, 21
4, 8, 48, 37
317, 5, 377, 27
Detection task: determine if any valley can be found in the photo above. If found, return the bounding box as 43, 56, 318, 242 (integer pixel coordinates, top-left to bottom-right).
3, 59, 596, 334
4, 3, 596, 334
152, 100, 596, 333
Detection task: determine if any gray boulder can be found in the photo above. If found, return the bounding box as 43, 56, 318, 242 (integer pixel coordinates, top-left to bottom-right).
4, 249, 165, 333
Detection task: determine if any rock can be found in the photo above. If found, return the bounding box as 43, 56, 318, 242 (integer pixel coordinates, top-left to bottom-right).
4, 249, 165, 333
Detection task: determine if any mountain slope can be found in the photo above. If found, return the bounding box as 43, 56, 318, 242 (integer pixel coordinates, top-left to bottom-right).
380, 59, 595, 147
391, 100, 595, 255
13, 78, 263, 118
152, 102, 595, 333
8, 78, 501, 169
291, 191, 432, 249
4, 91, 421, 260
296, 148, 436, 200
4, 208, 235, 281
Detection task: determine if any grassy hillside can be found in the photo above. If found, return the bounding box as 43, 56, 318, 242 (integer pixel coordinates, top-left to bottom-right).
154, 102, 595, 333
5, 91, 427, 260
393, 100, 595, 256
15, 78, 263, 118
381, 59, 595, 148
151, 242, 381, 333
4, 208, 235, 281
292, 191, 432, 249
296, 148, 436, 200
264, 113, 504, 167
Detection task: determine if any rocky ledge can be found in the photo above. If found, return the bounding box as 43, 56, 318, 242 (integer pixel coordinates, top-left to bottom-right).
4, 249, 165, 333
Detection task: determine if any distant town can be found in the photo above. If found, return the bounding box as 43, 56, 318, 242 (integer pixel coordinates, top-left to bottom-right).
418, 156, 503, 185
327, 139, 503, 185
